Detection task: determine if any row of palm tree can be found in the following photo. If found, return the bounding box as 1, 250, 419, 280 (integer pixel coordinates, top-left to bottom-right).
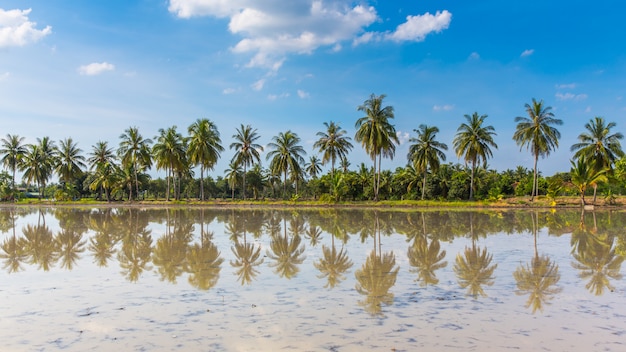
0, 95, 623, 202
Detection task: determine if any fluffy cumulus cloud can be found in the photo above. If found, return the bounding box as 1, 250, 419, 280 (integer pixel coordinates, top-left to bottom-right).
77, 62, 115, 76
520, 49, 534, 57
386, 10, 451, 42
0, 8, 51, 48
169, 1, 451, 71
297, 89, 309, 98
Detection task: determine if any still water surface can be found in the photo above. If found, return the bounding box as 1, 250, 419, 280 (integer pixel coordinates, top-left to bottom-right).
1, 207, 625, 351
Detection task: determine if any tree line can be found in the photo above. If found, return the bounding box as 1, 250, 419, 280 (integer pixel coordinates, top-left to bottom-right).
0, 94, 624, 204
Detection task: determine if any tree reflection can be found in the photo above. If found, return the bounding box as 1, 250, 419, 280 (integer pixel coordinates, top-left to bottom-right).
267, 218, 306, 279
0, 209, 27, 273
87, 209, 118, 267
231, 224, 264, 285
117, 210, 153, 282
315, 230, 353, 289
513, 212, 561, 313
355, 211, 399, 316
56, 228, 86, 270
186, 231, 223, 290
571, 219, 624, 295
408, 235, 447, 287
23, 212, 59, 271
454, 241, 497, 299
152, 209, 194, 283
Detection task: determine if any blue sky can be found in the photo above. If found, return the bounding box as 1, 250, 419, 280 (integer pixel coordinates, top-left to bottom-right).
1, 0, 625, 180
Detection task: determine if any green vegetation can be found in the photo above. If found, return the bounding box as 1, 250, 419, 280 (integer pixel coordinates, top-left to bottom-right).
1, 95, 626, 206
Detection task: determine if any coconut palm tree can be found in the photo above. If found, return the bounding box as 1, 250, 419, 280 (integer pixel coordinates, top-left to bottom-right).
266, 130, 306, 197
187, 118, 224, 201
453, 113, 498, 200
304, 155, 322, 179
513, 99, 563, 200
355, 93, 399, 201
314, 121, 353, 176
224, 161, 242, 199
55, 137, 86, 186
570, 156, 608, 206
118, 126, 152, 201
87, 141, 117, 200
0, 134, 27, 191
230, 124, 263, 200
20, 137, 57, 199
152, 126, 186, 201
408, 124, 448, 200
570, 116, 624, 203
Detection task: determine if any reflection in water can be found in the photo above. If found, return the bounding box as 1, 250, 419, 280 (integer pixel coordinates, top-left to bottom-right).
314, 232, 353, 289
513, 212, 561, 313
23, 222, 59, 271
186, 232, 223, 290
454, 242, 497, 298
408, 236, 447, 286
354, 212, 399, 316
267, 218, 306, 279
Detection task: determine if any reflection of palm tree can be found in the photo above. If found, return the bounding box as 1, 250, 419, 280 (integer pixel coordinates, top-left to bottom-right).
315, 234, 353, 289
186, 233, 224, 290
305, 225, 322, 247
355, 250, 399, 316
267, 219, 306, 279
572, 233, 624, 296
231, 239, 263, 285
56, 228, 86, 270
408, 236, 447, 286
454, 241, 497, 298
1, 234, 27, 273
117, 210, 153, 282
152, 210, 193, 283
513, 212, 561, 313
23, 223, 59, 271
0, 209, 26, 273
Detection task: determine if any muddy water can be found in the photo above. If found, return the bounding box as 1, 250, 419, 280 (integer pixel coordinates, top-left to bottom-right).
0, 207, 625, 351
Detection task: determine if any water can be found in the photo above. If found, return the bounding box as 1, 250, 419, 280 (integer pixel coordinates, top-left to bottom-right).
0, 207, 625, 351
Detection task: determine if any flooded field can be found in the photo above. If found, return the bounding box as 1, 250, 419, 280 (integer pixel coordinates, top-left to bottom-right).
1, 207, 625, 351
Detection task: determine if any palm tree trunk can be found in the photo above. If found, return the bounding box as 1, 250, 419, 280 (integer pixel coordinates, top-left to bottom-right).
592, 184, 597, 205
422, 170, 427, 200
531, 153, 538, 201
469, 161, 475, 200
166, 168, 171, 201
200, 167, 205, 201
242, 164, 247, 200
372, 154, 378, 201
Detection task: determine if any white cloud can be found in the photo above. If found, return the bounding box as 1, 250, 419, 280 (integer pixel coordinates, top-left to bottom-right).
520, 49, 534, 57
251, 78, 265, 91
77, 62, 115, 76
297, 89, 309, 98
396, 131, 410, 145
0, 8, 51, 48
433, 104, 454, 111
468, 52, 480, 60
386, 10, 451, 42
556, 83, 576, 89
555, 92, 587, 101
268, 92, 289, 100
585, 106, 591, 113
223, 87, 237, 94
0, 72, 9, 81
169, 1, 451, 71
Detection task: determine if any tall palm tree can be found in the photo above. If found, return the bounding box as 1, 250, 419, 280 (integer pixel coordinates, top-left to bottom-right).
408, 124, 448, 200
266, 130, 306, 197
224, 161, 242, 199
88, 141, 116, 171
513, 99, 563, 200
230, 124, 263, 200
0, 134, 27, 191
55, 137, 86, 186
20, 137, 57, 199
118, 126, 152, 201
187, 118, 224, 201
570, 116, 624, 203
304, 155, 322, 179
313, 121, 353, 176
453, 113, 498, 200
88, 141, 117, 201
152, 126, 186, 201
355, 93, 399, 201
